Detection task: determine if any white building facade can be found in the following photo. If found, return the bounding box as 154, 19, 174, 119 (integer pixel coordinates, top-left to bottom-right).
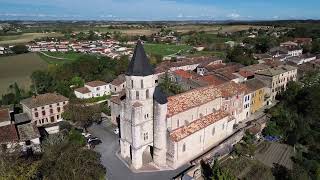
119, 41, 240, 170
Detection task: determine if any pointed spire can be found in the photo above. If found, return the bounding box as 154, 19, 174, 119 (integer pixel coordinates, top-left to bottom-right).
126, 40, 154, 76
153, 86, 168, 104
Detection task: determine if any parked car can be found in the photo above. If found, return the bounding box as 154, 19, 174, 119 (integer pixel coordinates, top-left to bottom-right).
88, 137, 102, 148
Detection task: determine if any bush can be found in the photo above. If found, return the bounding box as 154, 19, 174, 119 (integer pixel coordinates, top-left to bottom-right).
10, 45, 29, 54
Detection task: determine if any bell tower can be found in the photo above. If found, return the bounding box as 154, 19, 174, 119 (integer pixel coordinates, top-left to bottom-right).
120, 40, 157, 169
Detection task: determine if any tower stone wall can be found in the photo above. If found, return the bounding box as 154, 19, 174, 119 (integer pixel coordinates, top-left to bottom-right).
153, 101, 168, 167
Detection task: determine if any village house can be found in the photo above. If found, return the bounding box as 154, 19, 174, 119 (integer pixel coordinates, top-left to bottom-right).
20, 93, 69, 134
294, 38, 313, 46
74, 80, 111, 99
286, 54, 317, 65
269, 46, 303, 58
118, 41, 244, 170
111, 74, 126, 94
244, 79, 267, 114
0, 109, 41, 154
255, 65, 298, 101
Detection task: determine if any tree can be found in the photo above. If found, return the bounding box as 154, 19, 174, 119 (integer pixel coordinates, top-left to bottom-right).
31, 70, 55, 94
62, 101, 101, 129
211, 160, 236, 180
70, 76, 85, 88
39, 132, 106, 180
10, 45, 29, 54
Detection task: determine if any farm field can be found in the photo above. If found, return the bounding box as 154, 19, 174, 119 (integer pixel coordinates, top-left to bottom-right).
0, 32, 63, 45
74, 25, 265, 36
144, 43, 192, 56
0, 53, 48, 95
38, 51, 84, 64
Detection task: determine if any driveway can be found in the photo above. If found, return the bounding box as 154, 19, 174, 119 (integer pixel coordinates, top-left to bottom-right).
88, 121, 189, 180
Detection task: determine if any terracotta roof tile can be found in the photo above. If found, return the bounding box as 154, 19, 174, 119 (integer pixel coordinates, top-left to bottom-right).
195, 75, 227, 86
218, 82, 247, 98
174, 70, 193, 79
167, 85, 221, 117
85, 80, 107, 87
111, 74, 126, 86
169, 110, 229, 142
0, 124, 18, 144
21, 93, 68, 109
0, 108, 10, 123
74, 87, 90, 94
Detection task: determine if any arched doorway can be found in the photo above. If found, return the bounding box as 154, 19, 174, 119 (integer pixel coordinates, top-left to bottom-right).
142, 146, 153, 165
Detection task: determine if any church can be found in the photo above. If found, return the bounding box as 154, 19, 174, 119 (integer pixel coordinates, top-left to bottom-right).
119, 41, 246, 170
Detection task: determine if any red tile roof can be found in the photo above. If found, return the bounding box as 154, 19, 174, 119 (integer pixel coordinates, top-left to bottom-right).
169, 110, 229, 142
238, 70, 255, 78
0, 108, 10, 123
174, 70, 193, 79
167, 85, 221, 117
196, 75, 227, 86
0, 124, 18, 144
21, 93, 68, 109
85, 80, 107, 87
74, 87, 90, 94
218, 82, 247, 98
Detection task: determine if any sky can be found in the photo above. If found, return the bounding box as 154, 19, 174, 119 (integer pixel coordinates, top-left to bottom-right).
0, 0, 319, 21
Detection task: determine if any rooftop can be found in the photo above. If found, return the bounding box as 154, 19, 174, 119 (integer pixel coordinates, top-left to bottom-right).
74, 87, 90, 94
0, 108, 10, 123
244, 79, 266, 92
255, 65, 297, 77
174, 70, 193, 79
85, 80, 107, 87
111, 74, 126, 86
218, 81, 248, 98
17, 123, 40, 141
21, 93, 68, 109
0, 124, 18, 144
195, 74, 227, 86
126, 40, 154, 76
14, 113, 31, 124
169, 110, 229, 142
167, 85, 221, 117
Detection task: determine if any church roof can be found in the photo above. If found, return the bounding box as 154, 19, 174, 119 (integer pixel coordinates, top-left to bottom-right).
126, 41, 154, 76
153, 86, 168, 105
169, 110, 229, 142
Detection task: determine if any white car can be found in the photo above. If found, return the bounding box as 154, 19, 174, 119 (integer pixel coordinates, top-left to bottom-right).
82, 132, 92, 138
113, 128, 119, 135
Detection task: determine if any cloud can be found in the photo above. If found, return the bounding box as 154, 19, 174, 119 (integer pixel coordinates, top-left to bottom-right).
227, 13, 240, 19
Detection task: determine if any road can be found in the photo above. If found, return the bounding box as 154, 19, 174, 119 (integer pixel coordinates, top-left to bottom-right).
88, 120, 189, 180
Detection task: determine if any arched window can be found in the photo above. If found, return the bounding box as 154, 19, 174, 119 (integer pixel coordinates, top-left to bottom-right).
212, 127, 215, 136
182, 143, 186, 152
141, 79, 144, 88
146, 89, 149, 99
136, 91, 139, 100
131, 80, 134, 88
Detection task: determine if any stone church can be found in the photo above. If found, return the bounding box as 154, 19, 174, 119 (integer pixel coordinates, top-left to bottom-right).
119, 41, 245, 170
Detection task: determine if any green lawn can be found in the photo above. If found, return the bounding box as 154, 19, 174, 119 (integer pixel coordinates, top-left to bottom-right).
38, 51, 84, 65
189, 50, 226, 58
144, 43, 192, 56
0, 53, 48, 95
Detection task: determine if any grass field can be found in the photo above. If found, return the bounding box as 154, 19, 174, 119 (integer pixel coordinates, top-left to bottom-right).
0, 32, 63, 45
144, 43, 192, 56
38, 51, 83, 65
0, 53, 48, 95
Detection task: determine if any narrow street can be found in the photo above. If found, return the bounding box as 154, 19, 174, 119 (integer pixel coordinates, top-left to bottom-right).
88, 120, 189, 180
